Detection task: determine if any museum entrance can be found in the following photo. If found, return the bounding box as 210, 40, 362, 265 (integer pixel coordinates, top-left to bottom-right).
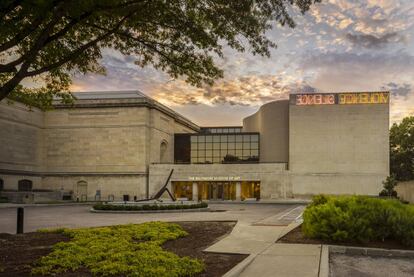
205, 182, 235, 200
172, 181, 260, 201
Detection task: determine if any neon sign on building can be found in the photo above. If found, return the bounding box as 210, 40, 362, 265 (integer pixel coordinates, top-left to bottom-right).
295, 94, 335, 105
291, 92, 389, 106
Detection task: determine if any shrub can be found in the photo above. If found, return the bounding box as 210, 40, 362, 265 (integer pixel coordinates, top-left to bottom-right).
302, 195, 414, 246
379, 175, 398, 198
93, 202, 208, 211
32, 222, 204, 276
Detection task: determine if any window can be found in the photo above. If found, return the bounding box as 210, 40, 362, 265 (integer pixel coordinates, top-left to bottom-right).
186, 133, 259, 164
160, 141, 168, 163
18, 179, 32, 191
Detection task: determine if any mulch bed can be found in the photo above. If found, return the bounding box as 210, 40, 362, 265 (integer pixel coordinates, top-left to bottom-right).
278, 225, 414, 251
0, 221, 246, 277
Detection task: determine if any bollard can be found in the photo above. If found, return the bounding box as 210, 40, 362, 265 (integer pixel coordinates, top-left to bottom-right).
17, 207, 24, 234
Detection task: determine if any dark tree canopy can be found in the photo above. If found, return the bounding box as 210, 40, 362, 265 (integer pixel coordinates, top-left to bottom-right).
390, 116, 414, 181
0, 0, 319, 109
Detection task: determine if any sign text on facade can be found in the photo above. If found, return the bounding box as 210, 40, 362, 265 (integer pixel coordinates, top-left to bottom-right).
292, 92, 389, 106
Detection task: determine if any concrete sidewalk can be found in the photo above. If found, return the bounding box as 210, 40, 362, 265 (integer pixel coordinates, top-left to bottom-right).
238, 243, 321, 277
204, 205, 322, 277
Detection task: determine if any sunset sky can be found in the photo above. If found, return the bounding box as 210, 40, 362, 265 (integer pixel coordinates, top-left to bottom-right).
70, 0, 414, 126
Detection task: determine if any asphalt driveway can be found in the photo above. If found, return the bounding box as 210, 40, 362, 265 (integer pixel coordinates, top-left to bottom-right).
0, 203, 299, 233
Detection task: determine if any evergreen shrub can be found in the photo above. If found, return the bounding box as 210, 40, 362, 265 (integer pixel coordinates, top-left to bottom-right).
302, 195, 414, 246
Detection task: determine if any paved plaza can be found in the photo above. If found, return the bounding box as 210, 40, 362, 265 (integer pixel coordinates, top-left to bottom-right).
0, 203, 299, 234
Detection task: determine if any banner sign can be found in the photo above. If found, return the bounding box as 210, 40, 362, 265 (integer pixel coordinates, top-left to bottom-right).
188, 176, 241, 181
291, 92, 389, 106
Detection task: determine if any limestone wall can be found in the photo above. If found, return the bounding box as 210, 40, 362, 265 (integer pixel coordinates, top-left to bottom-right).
0, 101, 44, 173
243, 100, 289, 163
396, 181, 414, 203
0, 96, 198, 200
42, 175, 147, 201
289, 103, 389, 196
44, 107, 148, 173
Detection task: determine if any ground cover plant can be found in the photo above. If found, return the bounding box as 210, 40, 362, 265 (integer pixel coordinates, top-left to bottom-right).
32, 222, 204, 276
93, 202, 208, 211
302, 195, 414, 246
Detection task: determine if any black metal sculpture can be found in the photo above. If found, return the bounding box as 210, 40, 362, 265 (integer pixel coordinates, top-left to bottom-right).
136, 169, 175, 202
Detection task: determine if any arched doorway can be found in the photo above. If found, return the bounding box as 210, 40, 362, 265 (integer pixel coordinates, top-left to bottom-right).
160, 140, 168, 163
0, 178, 3, 191
18, 179, 32, 191
76, 181, 88, 202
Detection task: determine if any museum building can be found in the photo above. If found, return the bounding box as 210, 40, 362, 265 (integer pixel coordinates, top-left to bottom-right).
0, 90, 389, 202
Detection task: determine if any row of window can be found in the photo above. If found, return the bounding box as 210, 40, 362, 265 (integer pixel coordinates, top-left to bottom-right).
174, 133, 260, 164
200, 127, 243, 134
191, 134, 259, 143
190, 133, 259, 164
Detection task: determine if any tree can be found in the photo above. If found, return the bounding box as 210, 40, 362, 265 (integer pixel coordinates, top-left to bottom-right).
390, 116, 414, 181
0, 0, 319, 109
379, 175, 398, 198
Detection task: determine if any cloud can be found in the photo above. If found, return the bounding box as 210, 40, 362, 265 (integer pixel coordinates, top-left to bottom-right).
345, 32, 404, 48
152, 75, 316, 106
299, 50, 414, 122
381, 82, 412, 98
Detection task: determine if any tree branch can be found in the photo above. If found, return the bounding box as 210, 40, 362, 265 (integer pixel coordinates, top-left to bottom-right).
25, 12, 135, 77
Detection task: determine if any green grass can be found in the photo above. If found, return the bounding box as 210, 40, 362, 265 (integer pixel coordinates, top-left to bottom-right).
32, 222, 204, 276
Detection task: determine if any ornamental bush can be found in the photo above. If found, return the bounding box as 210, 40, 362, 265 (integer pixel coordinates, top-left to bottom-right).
93, 202, 208, 211
302, 195, 414, 246
32, 222, 204, 276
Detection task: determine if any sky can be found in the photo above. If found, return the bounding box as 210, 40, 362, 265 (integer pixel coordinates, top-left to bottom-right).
70, 0, 414, 126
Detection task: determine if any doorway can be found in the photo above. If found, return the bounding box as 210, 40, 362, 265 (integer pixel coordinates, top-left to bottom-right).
76, 181, 88, 201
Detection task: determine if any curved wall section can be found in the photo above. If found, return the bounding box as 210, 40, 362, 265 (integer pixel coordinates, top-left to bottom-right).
243, 100, 289, 163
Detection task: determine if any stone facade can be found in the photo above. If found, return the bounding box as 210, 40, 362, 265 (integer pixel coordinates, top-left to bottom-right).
0, 90, 390, 201
0, 91, 198, 201
289, 103, 389, 197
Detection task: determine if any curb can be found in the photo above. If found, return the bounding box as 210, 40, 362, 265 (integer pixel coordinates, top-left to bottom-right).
318, 245, 329, 277
207, 200, 311, 205
318, 245, 414, 277
90, 207, 210, 214
329, 245, 414, 258
222, 254, 257, 277
0, 202, 95, 208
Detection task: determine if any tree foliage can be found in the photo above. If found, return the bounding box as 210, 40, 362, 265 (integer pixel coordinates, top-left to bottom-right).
0, 0, 319, 109
379, 175, 398, 198
390, 116, 414, 181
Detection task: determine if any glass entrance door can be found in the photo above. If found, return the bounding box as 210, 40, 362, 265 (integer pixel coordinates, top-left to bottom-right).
208, 183, 224, 200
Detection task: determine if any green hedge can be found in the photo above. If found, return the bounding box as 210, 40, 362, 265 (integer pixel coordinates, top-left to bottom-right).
302, 195, 414, 246
93, 202, 208, 211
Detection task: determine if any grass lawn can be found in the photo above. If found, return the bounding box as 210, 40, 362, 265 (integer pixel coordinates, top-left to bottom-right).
0, 221, 245, 277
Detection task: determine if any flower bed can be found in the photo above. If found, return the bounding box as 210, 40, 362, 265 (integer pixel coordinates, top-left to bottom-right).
93, 202, 208, 211
302, 195, 414, 246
